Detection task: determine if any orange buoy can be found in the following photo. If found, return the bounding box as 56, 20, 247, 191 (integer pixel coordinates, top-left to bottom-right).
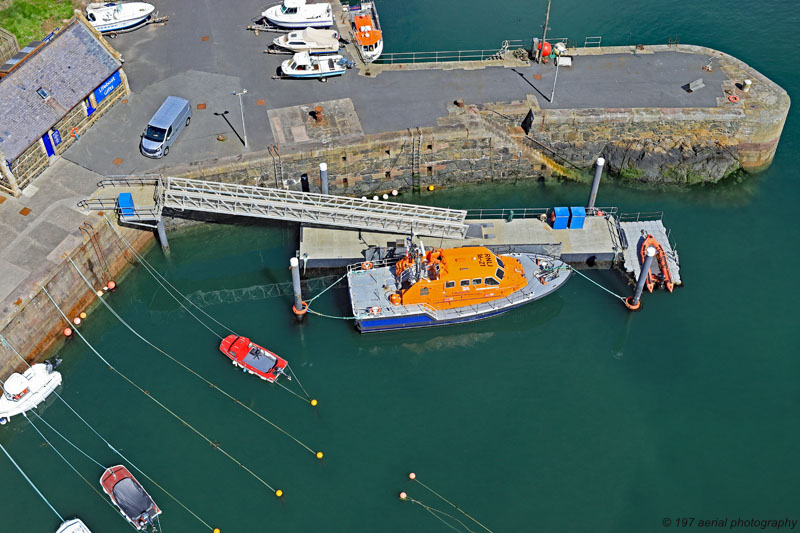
107, 280, 117, 290
596, 210, 604, 217
728, 94, 739, 103
408, 472, 416, 480
399, 492, 408, 500
63, 328, 73, 337
537, 41, 552, 57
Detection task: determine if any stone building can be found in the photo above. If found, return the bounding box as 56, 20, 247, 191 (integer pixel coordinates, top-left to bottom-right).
0, 17, 129, 196
0, 27, 18, 65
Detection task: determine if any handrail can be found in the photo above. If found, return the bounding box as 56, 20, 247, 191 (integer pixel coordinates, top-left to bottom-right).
96, 176, 161, 189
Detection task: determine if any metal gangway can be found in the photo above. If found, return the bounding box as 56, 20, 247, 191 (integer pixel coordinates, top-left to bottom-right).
79, 177, 470, 239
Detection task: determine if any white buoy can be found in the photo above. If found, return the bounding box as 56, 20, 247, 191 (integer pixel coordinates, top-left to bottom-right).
382, 193, 389, 200
391, 189, 398, 196
373, 195, 379, 201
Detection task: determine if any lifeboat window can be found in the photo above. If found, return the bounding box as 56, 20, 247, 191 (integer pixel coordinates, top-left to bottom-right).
496, 256, 505, 269
460, 279, 470, 287
88, 13, 96, 21
485, 277, 500, 286
472, 278, 482, 285
289, 41, 303, 45
420, 287, 429, 296
496, 268, 505, 280
445, 281, 455, 289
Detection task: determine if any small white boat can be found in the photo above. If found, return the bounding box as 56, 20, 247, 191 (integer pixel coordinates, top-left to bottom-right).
262, 0, 333, 29
273, 27, 340, 54
280, 51, 350, 79
56, 519, 93, 533
0, 360, 62, 425
86, 2, 155, 33
349, 1, 383, 62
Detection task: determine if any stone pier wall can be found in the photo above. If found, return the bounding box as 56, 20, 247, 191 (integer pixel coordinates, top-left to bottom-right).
0, 217, 154, 377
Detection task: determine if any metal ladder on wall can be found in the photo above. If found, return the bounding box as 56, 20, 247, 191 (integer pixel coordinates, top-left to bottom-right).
410, 127, 422, 192
268, 145, 284, 188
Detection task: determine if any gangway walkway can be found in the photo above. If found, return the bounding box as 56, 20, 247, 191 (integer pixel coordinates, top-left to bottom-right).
79, 176, 469, 239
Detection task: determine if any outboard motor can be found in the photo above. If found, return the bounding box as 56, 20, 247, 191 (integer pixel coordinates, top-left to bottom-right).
45, 357, 62, 373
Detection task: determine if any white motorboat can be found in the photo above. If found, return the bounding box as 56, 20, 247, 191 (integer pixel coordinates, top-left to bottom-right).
262, 0, 333, 28
350, 1, 383, 62
86, 2, 155, 33
273, 27, 340, 54
56, 519, 93, 533
0, 360, 62, 425
280, 51, 350, 79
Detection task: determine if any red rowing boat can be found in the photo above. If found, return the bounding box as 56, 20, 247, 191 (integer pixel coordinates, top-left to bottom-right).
100, 465, 161, 530
219, 335, 288, 383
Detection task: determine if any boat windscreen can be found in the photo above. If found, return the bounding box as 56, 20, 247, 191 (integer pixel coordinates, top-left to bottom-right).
496, 268, 505, 280
243, 347, 278, 373
112, 478, 153, 520
496, 256, 505, 269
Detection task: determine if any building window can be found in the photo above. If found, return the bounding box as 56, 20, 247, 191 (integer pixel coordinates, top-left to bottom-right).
36, 87, 49, 99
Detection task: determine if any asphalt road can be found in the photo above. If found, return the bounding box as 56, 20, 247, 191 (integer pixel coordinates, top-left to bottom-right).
62, 0, 727, 176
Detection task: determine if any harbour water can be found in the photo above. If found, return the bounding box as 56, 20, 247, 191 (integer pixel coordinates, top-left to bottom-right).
2, 1, 799, 531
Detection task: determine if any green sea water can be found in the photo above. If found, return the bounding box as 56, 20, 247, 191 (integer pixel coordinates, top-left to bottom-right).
2, 1, 799, 532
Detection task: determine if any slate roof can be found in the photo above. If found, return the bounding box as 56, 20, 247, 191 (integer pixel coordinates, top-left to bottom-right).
0, 19, 121, 161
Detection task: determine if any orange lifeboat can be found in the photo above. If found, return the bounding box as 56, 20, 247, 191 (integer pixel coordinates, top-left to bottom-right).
639, 234, 674, 292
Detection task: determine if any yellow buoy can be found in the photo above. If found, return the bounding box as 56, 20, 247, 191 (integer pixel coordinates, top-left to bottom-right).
79, 312, 87, 319
316, 451, 324, 459
213, 529, 221, 533
427, 185, 435, 191
310, 399, 318, 406
276, 489, 283, 497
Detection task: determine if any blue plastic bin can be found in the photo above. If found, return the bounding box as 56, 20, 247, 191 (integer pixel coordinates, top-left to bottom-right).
551, 207, 569, 229
569, 206, 586, 229
117, 193, 135, 217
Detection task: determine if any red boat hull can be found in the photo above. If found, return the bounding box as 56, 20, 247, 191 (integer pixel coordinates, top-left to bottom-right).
100, 465, 161, 530
219, 335, 288, 383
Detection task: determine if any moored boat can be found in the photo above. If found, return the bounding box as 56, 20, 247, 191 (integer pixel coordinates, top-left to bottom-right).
86, 2, 155, 33
219, 335, 288, 383
56, 519, 93, 533
273, 27, 340, 54
280, 51, 350, 79
639, 234, 674, 292
347, 242, 571, 333
0, 359, 62, 425
100, 465, 161, 531
262, 0, 333, 28
349, 2, 383, 62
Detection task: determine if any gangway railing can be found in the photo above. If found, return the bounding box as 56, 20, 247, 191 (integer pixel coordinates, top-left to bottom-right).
163, 177, 469, 238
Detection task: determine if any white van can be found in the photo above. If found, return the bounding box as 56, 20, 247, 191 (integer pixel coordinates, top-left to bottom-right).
140, 96, 191, 158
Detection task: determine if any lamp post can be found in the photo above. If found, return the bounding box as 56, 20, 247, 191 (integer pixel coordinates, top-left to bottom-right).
232, 89, 248, 148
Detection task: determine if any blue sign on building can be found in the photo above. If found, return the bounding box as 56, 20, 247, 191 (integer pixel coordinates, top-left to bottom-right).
51, 129, 62, 146
93, 70, 121, 104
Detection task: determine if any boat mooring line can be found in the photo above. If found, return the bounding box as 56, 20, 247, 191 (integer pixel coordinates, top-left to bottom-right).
28, 411, 105, 470
286, 365, 310, 399
41, 286, 281, 496
4, 330, 211, 528
67, 258, 321, 457
411, 475, 494, 533
305, 272, 348, 305
402, 494, 474, 533
22, 413, 138, 529
0, 441, 64, 522
103, 215, 237, 338
563, 265, 626, 302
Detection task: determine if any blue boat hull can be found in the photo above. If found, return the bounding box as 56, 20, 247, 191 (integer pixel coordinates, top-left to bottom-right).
356, 300, 529, 333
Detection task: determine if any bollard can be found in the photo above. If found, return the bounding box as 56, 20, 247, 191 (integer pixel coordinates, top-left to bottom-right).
531, 38, 539, 60
625, 246, 655, 310
320, 163, 328, 195
743, 79, 752, 92
587, 157, 605, 212
156, 220, 169, 250
314, 106, 324, 123
290, 257, 307, 319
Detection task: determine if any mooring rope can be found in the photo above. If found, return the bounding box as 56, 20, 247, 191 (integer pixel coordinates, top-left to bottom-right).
305, 272, 348, 305
403, 494, 475, 533
41, 286, 280, 495
67, 258, 320, 454
0, 440, 64, 522
22, 412, 138, 529
563, 265, 627, 301
411, 476, 493, 533
28, 412, 104, 470
103, 215, 236, 338
286, 366, 310, 398
4, 324, 214, 531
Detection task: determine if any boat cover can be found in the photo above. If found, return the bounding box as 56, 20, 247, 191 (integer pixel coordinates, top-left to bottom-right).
112, 478, 152, 520
302, 27, 339, 46
242, 347, 278, 373
3, 373, 29, 395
